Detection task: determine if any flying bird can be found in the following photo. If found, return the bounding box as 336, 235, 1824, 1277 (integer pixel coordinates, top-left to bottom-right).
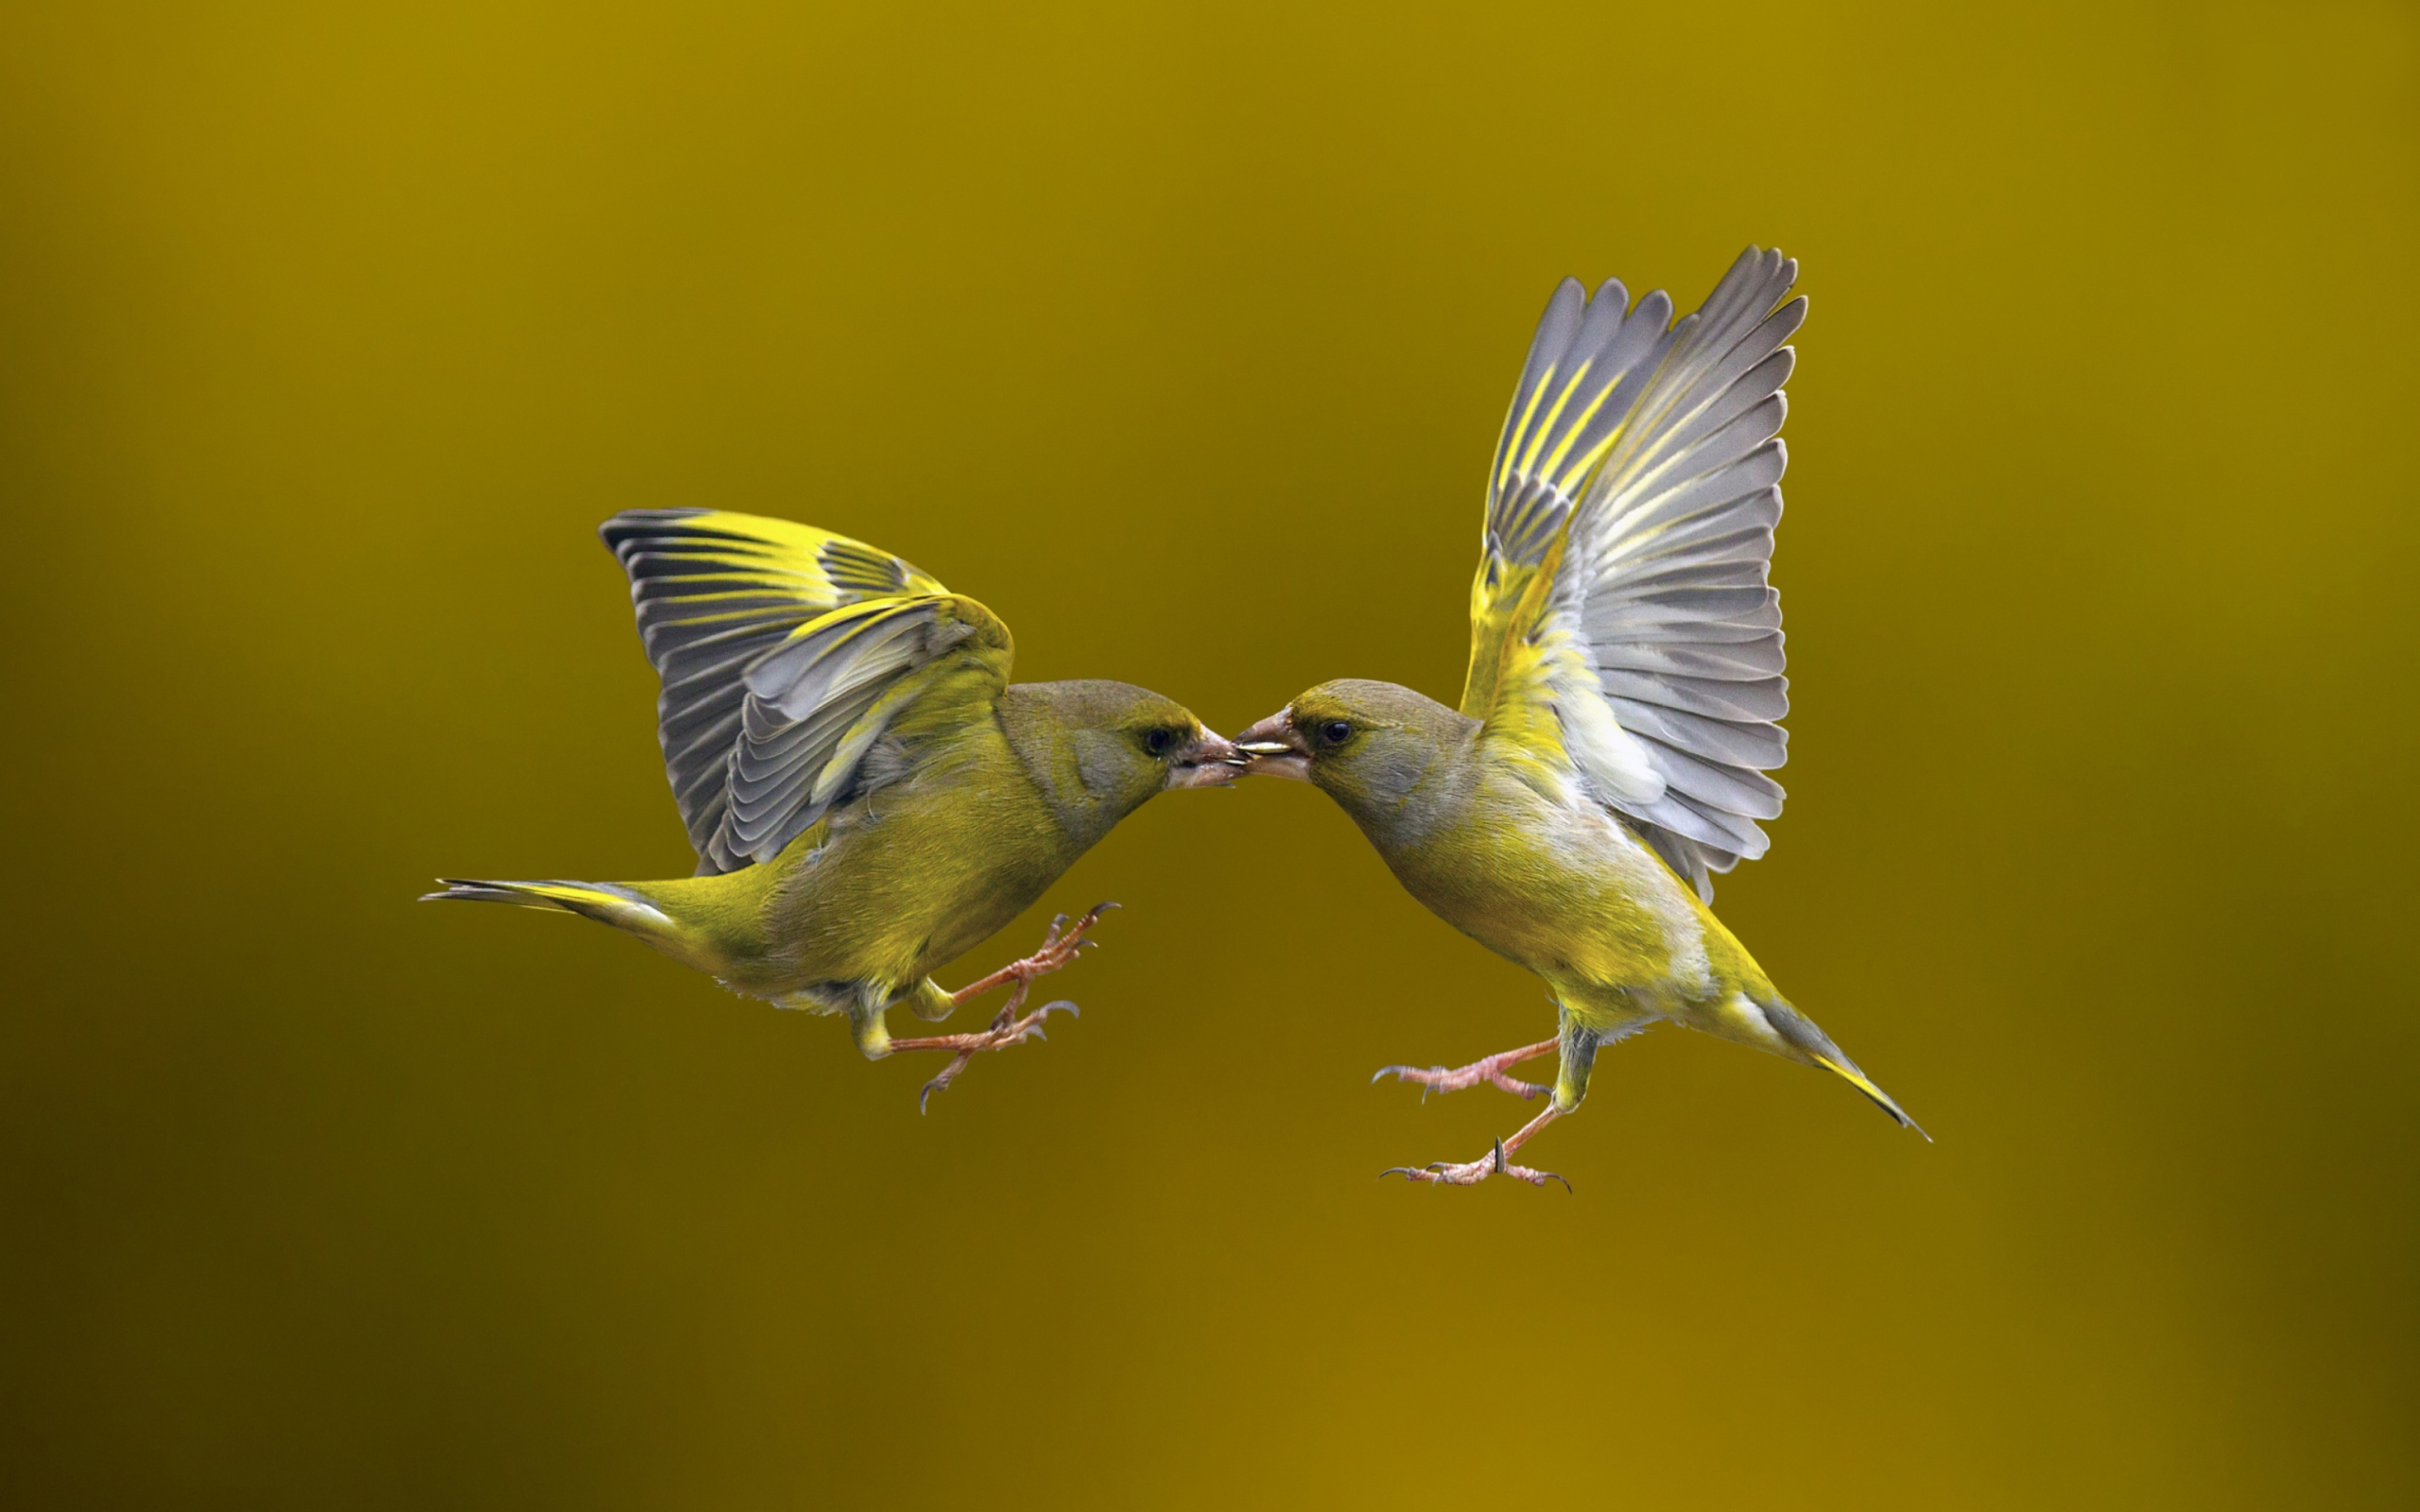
427, 510, 1240, 1108
1237, 248, 1921, 1187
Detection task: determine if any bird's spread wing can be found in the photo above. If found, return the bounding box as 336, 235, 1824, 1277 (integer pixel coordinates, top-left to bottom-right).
600, 509, 1013, 874
1461, 248, 1804, 900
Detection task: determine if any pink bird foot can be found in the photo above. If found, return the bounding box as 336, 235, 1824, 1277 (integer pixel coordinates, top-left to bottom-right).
888, 994, 1080, 1113
946, 902, 1116, 1007
1381, 1106, 1571, 1192
888, 904, 1115, 1112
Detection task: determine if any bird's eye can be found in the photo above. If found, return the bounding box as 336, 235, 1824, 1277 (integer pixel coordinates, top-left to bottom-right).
1320, 720, 1354, 746
1143, 728, 1176, 757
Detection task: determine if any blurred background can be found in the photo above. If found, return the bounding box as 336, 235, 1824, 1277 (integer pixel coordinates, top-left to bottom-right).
3, 2, 2414, 1506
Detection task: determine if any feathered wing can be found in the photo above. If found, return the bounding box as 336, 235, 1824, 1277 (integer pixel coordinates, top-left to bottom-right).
1462, 248, 1804, 900
599, 509, 1013, 874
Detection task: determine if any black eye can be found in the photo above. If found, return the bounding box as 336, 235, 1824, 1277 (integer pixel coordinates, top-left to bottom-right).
1320, 720, 1354, 746
1143, 728, 1175, 757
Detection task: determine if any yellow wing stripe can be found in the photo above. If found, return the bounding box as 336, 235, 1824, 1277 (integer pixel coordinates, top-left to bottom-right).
633, 549, 821, 572
779, 594, 929, 648
647, 600, 825, 631
1514, 361, 1594, 481
1552, 422, 1628, 497
1495, 365, 1561, 493
1537, 373, 1627, 490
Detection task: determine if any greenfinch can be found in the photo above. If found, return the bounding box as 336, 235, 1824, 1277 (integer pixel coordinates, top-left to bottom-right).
1238, 247, 1921, 1187
426, 509, 1240, 1108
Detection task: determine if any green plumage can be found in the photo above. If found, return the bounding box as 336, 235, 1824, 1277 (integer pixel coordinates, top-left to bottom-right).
426, 511, 1237, 1079
1238, 249, 1920, 1185
1277, 680, 1898, 1109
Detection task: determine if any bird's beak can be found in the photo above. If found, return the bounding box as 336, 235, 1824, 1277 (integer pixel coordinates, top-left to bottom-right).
1235, 710, 1311, 782
1165, 729, 1247, 790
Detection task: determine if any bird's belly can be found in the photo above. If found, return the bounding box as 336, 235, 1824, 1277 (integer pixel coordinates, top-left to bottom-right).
745, 778, 1068, 1002
1388, 794, 1713, 1006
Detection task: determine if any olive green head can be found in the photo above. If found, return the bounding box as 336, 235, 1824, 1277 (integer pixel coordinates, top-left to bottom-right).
1235, 679, 1476, 820
998, 679, 1242, 845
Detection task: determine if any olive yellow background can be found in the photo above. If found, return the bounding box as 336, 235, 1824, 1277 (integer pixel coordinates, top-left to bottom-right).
5, 2, 2415, 1507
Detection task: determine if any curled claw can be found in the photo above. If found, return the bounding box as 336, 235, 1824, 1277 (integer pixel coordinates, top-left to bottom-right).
1497, 1160, 1572, 1193
1379, 1167, 1421, 1180
1371, 1063, 1452, 1105
1493, 1137, 1507, 1175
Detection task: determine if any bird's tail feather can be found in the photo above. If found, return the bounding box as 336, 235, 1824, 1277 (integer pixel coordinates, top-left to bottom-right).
1758, 996, 1929, 1140
1810, 1053, 1928, 1141
421, 877, 678, 939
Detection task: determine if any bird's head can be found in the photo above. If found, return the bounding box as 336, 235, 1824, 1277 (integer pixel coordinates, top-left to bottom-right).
1020, 679, 1244, 813
1235, 679, 1473, 817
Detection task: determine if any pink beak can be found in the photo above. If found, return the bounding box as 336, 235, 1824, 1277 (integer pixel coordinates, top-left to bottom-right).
1234, 710, 1311, 782
1165, 728, 1247, 789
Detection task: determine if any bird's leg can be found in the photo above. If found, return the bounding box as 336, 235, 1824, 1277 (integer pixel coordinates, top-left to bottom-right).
945, 902, 1116, 1007
1372, 1038, 1558, 1102
880, 975, 1080, 1114
1383, 1103, 1571, 1191
1381, 1015, 1607, 1191
873, 904, 1115, 1112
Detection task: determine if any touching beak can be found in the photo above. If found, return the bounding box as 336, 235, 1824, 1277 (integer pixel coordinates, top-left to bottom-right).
1235, 710, 1311, 782
1166, 729, 1247, 789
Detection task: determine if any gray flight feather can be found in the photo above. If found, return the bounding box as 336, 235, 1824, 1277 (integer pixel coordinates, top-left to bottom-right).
1484, 280, 1682, 567
1512, 247, 1806, 900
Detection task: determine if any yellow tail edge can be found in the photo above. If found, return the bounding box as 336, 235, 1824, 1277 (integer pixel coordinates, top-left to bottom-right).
1814, 1055, 1930, 1143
